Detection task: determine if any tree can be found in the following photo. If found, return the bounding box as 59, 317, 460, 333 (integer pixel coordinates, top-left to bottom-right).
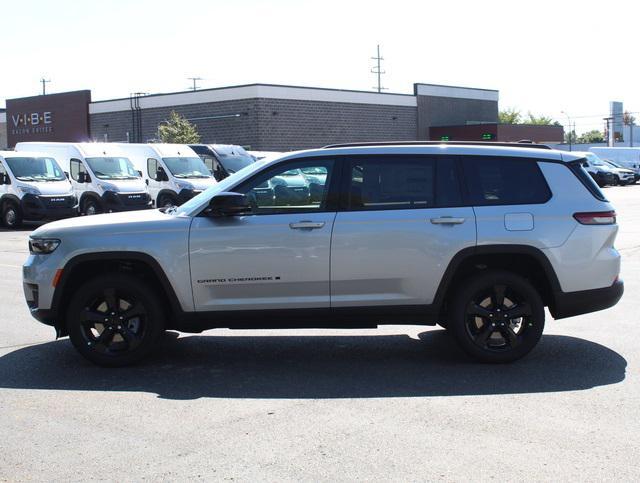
564, 130, 577, 144
577, 130, 605, 144
158, 111, 201, 143
498, 108, 521, 124
623, 111, 636, 125
525, 112, 560, 126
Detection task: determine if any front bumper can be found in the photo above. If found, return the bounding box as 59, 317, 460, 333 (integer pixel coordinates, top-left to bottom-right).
20, 194, 78, 220
551, 279, 624, 319
101, 191, 152, 212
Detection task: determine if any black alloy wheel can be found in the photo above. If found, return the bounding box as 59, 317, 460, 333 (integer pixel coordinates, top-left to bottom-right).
67, 274, 165, 366
449, 270, 545, 363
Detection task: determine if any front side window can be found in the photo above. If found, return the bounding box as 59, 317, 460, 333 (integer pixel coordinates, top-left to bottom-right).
70, 158, 86, 182
147, 158, 159, 178
162, 157, 211, 179
85, 157, 139, 180
462, 157, 551, 205
4, 157, 66, 181
236, 159, 335, 215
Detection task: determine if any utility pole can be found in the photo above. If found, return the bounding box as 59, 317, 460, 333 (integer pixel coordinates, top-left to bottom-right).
188, 77, 203, 91
371, 45, 387, 93
561, 111, 573, 151
40, 78, 50, 95
604, 117, 614, 147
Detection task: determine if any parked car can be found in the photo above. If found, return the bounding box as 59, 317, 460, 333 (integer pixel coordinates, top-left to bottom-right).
0, 150, 77, 228
15, 142, 151, 215
115, 143, 216, 208
576, 151, 617, 187
189, 144, 256, 181
590, 147, 640, 180
602, 159, 636, 185
23, 142, 623, 366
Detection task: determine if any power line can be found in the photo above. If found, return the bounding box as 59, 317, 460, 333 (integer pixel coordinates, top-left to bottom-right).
187, 77, 203, 91
370, 45, 387, 93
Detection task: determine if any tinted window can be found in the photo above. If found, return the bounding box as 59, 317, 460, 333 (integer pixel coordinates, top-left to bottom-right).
236, 159, 335, 215
346, 156, 462, 210
0, 162, 6, 175
463, 157, 551, 205
569, 160, 607, 202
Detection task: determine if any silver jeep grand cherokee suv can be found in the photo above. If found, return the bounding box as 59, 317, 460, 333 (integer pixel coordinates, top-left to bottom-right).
22, 142, 623, 366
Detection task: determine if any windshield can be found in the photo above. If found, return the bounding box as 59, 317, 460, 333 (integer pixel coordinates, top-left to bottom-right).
85, 157, 140, 180
211, 146, 255, 174
5, 156, 66, 181
162, 157, 211, 178
586, 153, 606, 166
604, 160, 623, 168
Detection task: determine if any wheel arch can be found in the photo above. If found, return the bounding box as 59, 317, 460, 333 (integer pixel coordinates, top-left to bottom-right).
79, 192, 103, 211
434, 245, 561, 317
52, 251, 183, 336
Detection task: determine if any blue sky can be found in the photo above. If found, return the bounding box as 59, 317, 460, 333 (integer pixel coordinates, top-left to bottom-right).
2, 0, 638, 133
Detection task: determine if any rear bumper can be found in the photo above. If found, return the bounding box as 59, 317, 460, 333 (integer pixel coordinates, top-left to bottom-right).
551, 279, 624, 319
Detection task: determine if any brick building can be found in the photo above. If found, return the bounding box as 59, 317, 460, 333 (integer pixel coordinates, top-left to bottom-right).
4, 82, 500, 150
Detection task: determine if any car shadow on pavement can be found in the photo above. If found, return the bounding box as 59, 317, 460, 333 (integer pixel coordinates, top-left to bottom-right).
0, 330, 626, 400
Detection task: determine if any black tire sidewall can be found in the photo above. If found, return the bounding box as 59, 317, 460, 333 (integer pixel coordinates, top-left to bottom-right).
2, 202, 23, 228
157, 195, 175, 209
82, 198, 102, 216
66, 274, 166, 366
449, 270, 545, 363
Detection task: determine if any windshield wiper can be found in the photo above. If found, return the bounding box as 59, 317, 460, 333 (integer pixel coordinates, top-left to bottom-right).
16, 176, 36, 181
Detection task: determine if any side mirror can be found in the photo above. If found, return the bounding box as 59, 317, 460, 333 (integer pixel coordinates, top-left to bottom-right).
155, 167, 168, 182
582, 162, 589, 168
206, 192, 252, 217
77, 172, 89, 183
137, 170, 143, 178
1, 173, 9, 185
64, 171, 70, 180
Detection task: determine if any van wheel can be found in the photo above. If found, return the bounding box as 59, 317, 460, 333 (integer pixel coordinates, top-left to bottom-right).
157, 194, 176, 209
82, 198, 102, 216
2, 202, 23, 228
449, 270, 545, 363
66, 274, 166, 367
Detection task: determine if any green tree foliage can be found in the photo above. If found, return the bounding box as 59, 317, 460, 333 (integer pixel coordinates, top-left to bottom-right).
577, 130, 605, 144
564, 130, 577, 144
158, 111, 201, 144
525, 112, 560, 126
498, 108, 521, 124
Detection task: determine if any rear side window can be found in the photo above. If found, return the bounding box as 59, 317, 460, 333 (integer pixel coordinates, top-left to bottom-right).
345, 156, 463, 210
568, 159, 608, 202
462, 157, 551, 205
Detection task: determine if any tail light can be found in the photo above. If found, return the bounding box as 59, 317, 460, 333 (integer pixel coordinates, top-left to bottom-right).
573, 211, 617, 225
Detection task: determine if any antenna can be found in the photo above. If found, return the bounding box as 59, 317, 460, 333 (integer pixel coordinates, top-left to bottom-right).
188, 77, 203, 91
40, 77, 51, 95
370, 45, 387, 93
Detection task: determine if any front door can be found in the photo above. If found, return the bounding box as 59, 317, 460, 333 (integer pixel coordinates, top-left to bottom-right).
145, 157, 162, 203
331, 155, 476, 308
189, 157, 338, 312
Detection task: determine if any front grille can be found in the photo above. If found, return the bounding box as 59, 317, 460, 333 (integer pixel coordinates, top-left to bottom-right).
117, 193, 150, 206
38, 195, 76, 209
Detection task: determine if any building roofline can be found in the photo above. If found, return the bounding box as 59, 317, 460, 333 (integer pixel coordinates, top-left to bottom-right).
6, 89, 91, 103
413, 82, 499, 94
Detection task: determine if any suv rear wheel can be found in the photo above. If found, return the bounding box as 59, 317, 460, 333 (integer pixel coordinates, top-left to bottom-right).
448, 270, 545, 363
66, 273, 166, 366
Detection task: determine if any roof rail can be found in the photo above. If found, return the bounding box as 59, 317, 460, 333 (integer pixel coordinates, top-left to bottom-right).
322, 140, 553, 150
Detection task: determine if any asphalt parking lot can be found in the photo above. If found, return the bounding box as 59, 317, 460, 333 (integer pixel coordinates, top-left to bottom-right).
1, 186, 639, 481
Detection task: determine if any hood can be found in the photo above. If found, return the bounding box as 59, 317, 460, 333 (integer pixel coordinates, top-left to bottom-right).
20, 180, 73, 195
32, 209, 185, 238
181, 178, 217, 191
98, 179, 147, 193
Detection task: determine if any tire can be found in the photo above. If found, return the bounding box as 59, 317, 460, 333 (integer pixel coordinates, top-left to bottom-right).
448, 270, 545, 363
66, 273, 166, 367
2, 202, 23, 228
157, 194, 176, 209
82, 197, 102, 216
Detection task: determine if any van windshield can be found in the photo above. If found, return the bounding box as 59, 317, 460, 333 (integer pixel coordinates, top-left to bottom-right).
162, 157, 211, 178
5, 156, 66, 182
212, 145, 255, 174
85, 157, 140, 180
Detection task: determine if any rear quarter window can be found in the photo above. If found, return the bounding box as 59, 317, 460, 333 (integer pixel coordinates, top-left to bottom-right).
462, 156, 551, 205
568, 159, 608, 202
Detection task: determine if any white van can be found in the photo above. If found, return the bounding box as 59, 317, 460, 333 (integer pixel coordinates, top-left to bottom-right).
0, 150, 77, 228
590, 147, 640, 179
15, 143, 152, 215
115, 143, 216, 208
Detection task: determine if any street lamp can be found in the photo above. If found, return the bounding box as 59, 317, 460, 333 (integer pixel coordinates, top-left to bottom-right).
561, 111, 573, 151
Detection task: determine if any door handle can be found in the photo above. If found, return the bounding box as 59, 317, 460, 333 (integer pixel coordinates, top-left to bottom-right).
289, 221, 326, 230
430, 216, 466, 225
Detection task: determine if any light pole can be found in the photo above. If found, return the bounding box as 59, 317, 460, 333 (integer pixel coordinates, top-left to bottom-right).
561, 111, 573, 151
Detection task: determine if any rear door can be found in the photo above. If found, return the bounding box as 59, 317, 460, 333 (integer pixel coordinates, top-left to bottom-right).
330, 155, 476, 308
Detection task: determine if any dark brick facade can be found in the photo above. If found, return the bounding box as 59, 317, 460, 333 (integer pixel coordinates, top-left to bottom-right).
416, 96, 498, 140
90, 98, 417, 151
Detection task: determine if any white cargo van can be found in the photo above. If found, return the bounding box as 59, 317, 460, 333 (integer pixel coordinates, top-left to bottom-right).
590, 147, 640, 179
0, 150, 77, 228
116, 143, 216, 208
15, 143, 152, 215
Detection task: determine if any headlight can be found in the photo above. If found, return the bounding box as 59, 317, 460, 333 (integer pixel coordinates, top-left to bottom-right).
97, 182, 119, 193
29, 238, 61, 254
176, 181, 194, 191
18, 185, 41, 196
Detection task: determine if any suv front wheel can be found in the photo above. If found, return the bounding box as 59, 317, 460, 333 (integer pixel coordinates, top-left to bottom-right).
448, 270, 545, 363
66, 273, 166, 366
